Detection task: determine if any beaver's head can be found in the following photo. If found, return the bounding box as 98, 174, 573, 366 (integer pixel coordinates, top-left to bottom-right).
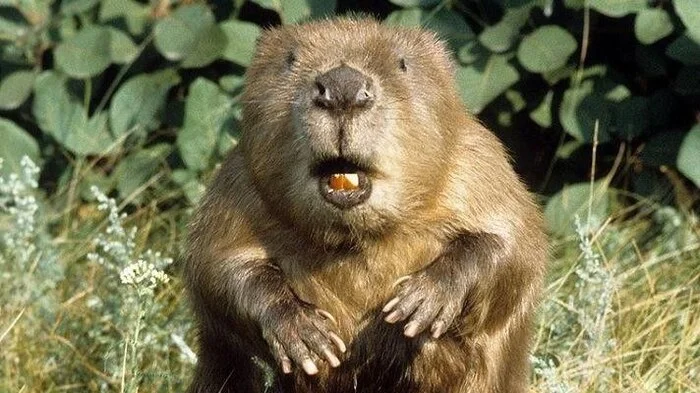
240, 18, 465, 245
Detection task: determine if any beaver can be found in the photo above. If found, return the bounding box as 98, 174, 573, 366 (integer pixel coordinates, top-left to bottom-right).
184, 17, 547, 393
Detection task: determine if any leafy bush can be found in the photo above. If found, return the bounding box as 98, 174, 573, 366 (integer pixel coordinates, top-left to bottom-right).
1, 0, 698, 213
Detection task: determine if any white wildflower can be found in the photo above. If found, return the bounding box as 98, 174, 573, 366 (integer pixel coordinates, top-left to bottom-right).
119, 255, 171, 297
89, 186, 172, 297
532, 356, 575, 393
0, 157, 41, 267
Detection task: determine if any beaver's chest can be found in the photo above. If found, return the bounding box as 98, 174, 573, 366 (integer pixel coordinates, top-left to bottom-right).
276, 234, 444, 336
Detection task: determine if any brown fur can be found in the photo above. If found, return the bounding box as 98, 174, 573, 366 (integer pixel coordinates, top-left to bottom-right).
184, 17, 547, 393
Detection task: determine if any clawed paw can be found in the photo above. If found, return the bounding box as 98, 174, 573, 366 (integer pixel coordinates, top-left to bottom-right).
382, 272, 464, 339
261, 305, 346, 375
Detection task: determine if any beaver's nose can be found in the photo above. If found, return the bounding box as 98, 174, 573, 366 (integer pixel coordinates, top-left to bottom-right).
314, 65, 374, 110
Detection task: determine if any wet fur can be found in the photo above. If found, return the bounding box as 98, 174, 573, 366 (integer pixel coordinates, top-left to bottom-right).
184, 17, 547, 393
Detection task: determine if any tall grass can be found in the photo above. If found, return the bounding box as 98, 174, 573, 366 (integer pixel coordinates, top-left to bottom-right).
1, 157, 698, 392
532, 200, 699, 392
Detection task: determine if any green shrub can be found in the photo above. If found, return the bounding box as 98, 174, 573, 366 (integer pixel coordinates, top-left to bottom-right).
0, 0, 698, 212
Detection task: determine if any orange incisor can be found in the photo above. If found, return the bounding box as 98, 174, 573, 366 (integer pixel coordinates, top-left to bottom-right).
329, 174, 360, 191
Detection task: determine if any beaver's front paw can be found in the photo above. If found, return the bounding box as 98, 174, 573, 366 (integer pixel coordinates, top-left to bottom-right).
382, 270, 468, 339
261, 303, 346, 375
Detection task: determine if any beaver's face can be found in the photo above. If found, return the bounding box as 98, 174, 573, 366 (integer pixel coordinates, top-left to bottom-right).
241, 19, 460, 242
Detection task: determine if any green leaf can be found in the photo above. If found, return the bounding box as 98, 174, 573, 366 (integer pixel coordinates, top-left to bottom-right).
171, 169, 206, 205
99, 0, 150, 35
389, 0, 440, 8
457, 41, 484, 64
0, 71, 36, 110
54, 13, 79, 40
250, 0, 337, 23
220, 20, 261, 67
183, 25, 227, 69
422, 8, 475, 50
73, 112, 114, 156
249, 0, 281, 10
0, 12, 30, 41
113, 144, 171, 198
60, 0, 99, 15
456, 54, 519, 113
281, 0, 337, 23
530, 90, 553, 128
589, 0, 647, 17
154, 4, 226, 68
385, 8, 474, 50
0, 117, 40, 177
677, 124, 700, 187
219, 74, 245, 93
559, 80, 612, 143
641, 130, 685, 167
177, 78, 235, 171
673, 66, 700, 95
674, 0, 700, 43
108, 28, 138, 64
517, 25, 577, 73
478, 6, 532, 53
54, 25, 112, 78
497, 0, 539, 6
604, 84, 631, 102
545, 182, 611, 236
611, 96, 649, 140
542, 66, 575, 85
32, 71, 116, 155
634, 9, 674, 45
7, 0, 51, 25
32, 71, 79, 138
479, 24, 519, 53
505, 90, 526, 112
109, 69, 181, 138
385, 8, 422, 26
666, 34, 700, 65
388, 0, 441, 6
564, 0, 586, 9
556, 140, 585, 159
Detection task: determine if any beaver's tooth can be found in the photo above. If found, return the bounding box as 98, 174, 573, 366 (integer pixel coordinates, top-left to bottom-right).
343, 173, 359, 189
329, 174, 345, 191
329, 173, 360, 191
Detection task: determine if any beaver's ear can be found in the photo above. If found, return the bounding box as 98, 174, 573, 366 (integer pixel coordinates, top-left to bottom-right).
420, 29, 458, 77
399, 57, 407, 72
253, 24, 282, 51
249, 24, 295, 66
285, 50, 297, 67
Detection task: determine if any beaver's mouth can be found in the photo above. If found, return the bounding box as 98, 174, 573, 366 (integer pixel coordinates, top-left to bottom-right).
312, 158, 372, 209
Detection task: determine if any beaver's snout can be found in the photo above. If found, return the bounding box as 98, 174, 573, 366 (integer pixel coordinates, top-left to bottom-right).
314, 65, 374, 111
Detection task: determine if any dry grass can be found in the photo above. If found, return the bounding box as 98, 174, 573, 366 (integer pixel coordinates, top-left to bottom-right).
1, 159, 698, 392
532, 203, 699, 393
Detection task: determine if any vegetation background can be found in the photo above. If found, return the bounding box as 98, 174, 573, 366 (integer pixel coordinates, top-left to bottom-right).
1, 0, 698, 392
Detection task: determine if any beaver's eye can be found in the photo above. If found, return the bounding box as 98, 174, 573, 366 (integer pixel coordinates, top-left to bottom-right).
286, 51, 297, 68
399, 57, 407, 72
